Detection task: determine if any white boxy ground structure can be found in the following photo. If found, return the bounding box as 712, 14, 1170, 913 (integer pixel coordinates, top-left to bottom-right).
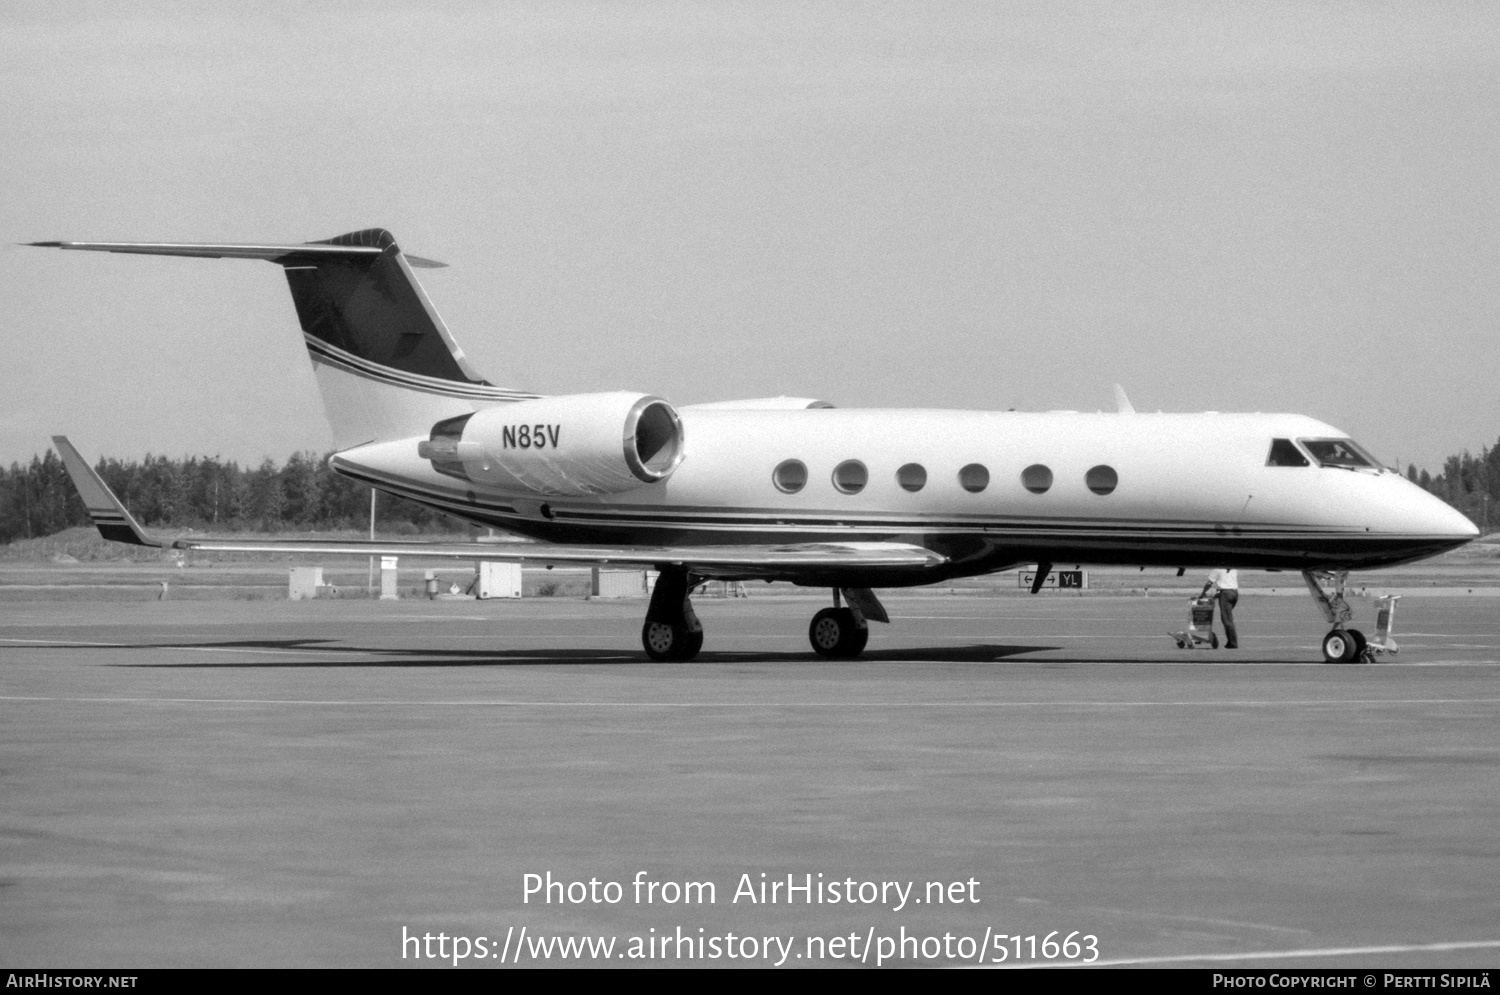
288, 566, 324, 600
477, 561, 522, 599
591, 568, 648, 598
379, 556, 400, 600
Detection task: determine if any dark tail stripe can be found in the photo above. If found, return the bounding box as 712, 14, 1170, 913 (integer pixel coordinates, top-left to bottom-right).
281, 229, 506, 390
305, 338, 537, 402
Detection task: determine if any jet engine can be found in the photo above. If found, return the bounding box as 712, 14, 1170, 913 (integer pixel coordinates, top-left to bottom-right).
417, 392, 685, 495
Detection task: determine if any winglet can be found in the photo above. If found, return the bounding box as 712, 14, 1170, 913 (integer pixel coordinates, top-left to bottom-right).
50, 437, 161, 547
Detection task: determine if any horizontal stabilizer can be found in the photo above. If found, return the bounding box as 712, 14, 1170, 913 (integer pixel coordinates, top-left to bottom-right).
31, 228, 492, 448
51, 437, 160, 547
28, 239, 446, 268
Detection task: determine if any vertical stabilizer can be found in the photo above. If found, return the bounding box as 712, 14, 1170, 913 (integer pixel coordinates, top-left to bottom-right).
281, 229, 535, 447
31, 229, 538, 449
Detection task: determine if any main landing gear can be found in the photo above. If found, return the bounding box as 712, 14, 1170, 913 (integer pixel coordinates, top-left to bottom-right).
640, 568, 704, 662
808, 587, 888, 660
639, 570, 890, 663
809, 607, 867, 659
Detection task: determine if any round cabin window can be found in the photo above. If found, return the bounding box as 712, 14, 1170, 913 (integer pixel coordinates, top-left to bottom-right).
773, 459, 808, 494
1085, 465, 1118, 495
832, 460, 868, 495
1021, 464, 1053, 494
896, 463, 927, 492
958, 463, 989, 493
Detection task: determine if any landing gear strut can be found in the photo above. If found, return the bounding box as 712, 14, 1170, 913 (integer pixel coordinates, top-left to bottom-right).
1303, 570, 1366, 664
641, 567, 703, 662
807, 587, 887, 659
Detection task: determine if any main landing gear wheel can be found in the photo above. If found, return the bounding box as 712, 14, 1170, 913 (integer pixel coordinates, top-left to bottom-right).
809, 607, 869, 660
641, 622, 703, 662
640, 567, 703, 662
1321, 629, 1362, 664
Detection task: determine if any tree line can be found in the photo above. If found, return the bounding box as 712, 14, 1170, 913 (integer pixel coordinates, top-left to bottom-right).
1, 439, 1497, 546
0, 450, 466, 544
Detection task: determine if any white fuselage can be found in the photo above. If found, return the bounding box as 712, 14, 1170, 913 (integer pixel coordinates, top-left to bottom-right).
332, 407, 1476, 583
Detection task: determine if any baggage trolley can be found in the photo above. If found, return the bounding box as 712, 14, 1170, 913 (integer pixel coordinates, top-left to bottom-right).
1358, 595, 1401, 662
1171, 596, 1219, 649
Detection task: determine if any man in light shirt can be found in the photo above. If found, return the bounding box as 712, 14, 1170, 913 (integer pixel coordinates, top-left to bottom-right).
1199, 568, 1240, 649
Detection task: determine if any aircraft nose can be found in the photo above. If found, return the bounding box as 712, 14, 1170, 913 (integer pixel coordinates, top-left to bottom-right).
1412, 485, 1480, 539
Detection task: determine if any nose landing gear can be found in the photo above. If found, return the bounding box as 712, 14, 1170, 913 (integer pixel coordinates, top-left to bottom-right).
1320, 627, 1365, 663
1305, 570, 1363, 664
1304, 571, 1398, 664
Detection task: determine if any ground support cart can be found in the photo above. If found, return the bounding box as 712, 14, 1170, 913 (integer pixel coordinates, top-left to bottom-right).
1171, 596, 1220, 649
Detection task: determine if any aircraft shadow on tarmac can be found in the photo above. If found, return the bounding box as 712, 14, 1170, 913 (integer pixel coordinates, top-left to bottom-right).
92, 638, 1059, 667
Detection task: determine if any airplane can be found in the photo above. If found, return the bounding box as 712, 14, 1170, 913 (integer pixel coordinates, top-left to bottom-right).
30, 228, 1479, 663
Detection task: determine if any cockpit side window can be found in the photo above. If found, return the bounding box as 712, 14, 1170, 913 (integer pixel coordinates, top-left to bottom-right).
1300, 438, 1377, 469
1266, 438, 1310, 467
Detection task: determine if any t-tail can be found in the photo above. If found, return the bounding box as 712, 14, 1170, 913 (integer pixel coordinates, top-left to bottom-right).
30, 228, 534, 449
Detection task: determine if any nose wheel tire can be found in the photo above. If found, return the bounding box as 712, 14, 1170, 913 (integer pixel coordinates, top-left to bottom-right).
809, 607, 869, 659
642, 622, 703, 662
1321, 629, 1362, 664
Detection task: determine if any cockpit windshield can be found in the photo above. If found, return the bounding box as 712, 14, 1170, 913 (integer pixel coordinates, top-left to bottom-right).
1266, 438, 1310, 466
1299, 438, 1380, 470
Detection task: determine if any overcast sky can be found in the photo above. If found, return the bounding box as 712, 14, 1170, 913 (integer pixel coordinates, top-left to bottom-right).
3, 2, 1497, 472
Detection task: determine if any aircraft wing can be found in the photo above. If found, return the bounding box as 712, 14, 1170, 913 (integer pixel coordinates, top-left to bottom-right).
161, 536, 945, 574
52, 438, 946, 576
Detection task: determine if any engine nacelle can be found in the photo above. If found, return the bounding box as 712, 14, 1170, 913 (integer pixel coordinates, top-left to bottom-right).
418, 392, 685, 496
